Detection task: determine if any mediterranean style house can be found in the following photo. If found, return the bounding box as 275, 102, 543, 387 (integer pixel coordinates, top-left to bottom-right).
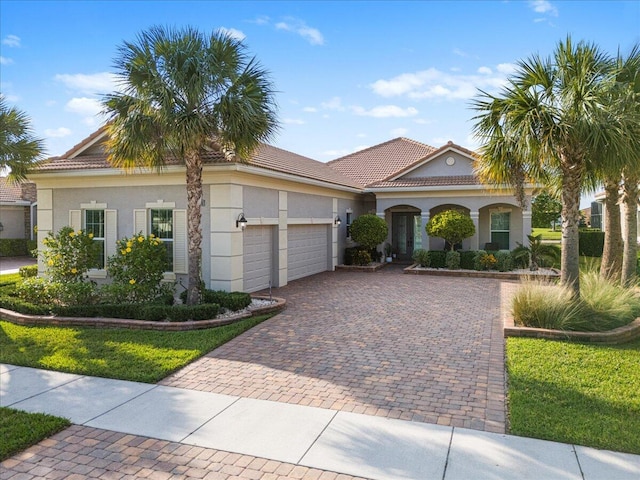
28, 128, 533, 292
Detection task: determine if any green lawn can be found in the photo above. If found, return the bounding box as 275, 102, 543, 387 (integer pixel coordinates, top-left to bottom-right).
532, 227, 562, 241
0, 408, 70, 461
507, 337, 640, 454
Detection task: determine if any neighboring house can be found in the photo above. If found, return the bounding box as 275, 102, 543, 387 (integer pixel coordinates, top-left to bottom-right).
593, 192, 640, 243
0, 177, 37, 242
28, 129, 532, 292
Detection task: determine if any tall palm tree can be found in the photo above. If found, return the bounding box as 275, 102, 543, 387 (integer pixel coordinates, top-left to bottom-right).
472, 37, 635, 297
0, 96, 45, 181
102, 26, 278, 304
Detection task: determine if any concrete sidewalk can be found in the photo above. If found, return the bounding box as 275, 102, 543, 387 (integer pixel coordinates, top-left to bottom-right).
2, 364, 639, 480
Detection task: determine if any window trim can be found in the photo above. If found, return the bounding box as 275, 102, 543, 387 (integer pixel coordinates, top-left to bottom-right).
489, 209, 511, 250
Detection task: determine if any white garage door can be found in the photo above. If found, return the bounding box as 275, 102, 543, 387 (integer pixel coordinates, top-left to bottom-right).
243, 226, 273, 292
288, 225, 328, 281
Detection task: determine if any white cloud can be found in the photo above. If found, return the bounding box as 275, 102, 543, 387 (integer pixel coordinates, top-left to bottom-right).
453, 48, 469, 57
391, 127, 408, 137
321, 97, 345, 111
2, 35, 21, 47
65, 97, 102, 117
252, 15, 270, 25
275, 18, 324, 45
303, 106, 317, 113
0, 56, 13, 65
283, 118, 305, 125
44, 127, 72, 138
529, 0, 558, 16
55, 72, 118, 95
370, 66, 511, 100
218, 27, 246, 41
351, 105, 418, 118
497, 63, 517, 75
477, 66, 492, 75
356, 133, 367, 138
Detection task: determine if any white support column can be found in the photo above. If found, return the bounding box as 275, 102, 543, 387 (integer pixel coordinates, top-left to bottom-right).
522, 210, 532, 249
331, 198, 338, 270
209, 184, 244, 292
470, 211, 480, 250
36, 189, 53, 276
421, 213, 430, 251
278, 191, 288, 287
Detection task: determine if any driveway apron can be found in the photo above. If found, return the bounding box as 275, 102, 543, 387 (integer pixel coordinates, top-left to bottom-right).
161, 265, 510, 433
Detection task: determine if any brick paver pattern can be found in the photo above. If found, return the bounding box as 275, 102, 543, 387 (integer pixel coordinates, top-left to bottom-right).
0, 425, 368, 480
162, 266, 511, 433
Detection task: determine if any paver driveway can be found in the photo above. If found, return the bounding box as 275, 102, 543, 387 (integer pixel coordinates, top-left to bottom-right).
162, 265, 512, 433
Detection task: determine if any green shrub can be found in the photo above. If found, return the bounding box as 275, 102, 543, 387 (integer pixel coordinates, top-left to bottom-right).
494, 251, 514, 272
343, 247, 359, 266
352, 249, 372, 266
41, 227, 101, 283
579, 230, 605, 257
15, 277, 57, 305
18, 265, 37, 278
445, 251, 461, 270
428, 250, 446, 268
0, 294, 49, 315
139, 305, 170, 321
0, 239, 28, 256
26, 240, 37, 257
167, 304, 220, 322
179, 289, 251, 311
460, 250, 476, 270
426, 210, 475, 251
580, 271, 640, 330
412, 249, 430, 267
106, 233, 173, 304
350, 214, 388, 250
473, 250, 488, 270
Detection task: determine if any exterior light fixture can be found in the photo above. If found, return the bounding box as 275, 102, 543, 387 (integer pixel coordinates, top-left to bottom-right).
236, 213, 248, 230
335, 216, 342, 225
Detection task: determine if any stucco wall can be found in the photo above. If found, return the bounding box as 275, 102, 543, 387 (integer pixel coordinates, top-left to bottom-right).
243, 186, 279, 218
403, 151, 474, 178
288, 192, 332, 218
0, 206, 27, 239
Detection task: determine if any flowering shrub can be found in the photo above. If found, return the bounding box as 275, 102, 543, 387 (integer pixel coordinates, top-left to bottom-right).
478, 253, 498, 270
42, 226, 101, 282
105, 233, 174, 303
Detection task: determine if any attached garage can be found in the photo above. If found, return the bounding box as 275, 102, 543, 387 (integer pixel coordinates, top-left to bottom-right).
287, 224, 329, 281
243, 226, 273, 292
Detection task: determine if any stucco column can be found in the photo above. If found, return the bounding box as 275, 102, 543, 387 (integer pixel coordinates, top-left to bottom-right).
470, 211, 480, 250
421, 213, 430, 251
377, 211, 388, 251
36, 189, 53, 276
332, 198, 338, 270
209, 184, 244, 292
522, 210, 532, 248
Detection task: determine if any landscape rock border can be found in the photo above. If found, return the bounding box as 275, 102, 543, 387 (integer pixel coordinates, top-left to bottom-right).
0, 295, 286, 331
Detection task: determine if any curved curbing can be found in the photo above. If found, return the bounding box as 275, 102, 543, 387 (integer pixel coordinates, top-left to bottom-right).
504, 317, 640, 344
0, 295, 286, 331
404, 264, 560, 281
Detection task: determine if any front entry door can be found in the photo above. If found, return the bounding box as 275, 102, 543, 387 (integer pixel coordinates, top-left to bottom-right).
392, 213, 421, 261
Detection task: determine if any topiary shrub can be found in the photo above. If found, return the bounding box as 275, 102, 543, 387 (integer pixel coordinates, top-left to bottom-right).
412, 249, 430, 267
494, 251, 513, 272
350, 214, 388, 251
352, 249, 372, 266
426, 210, 475, 251
445, 251, 461, 270
460, 251, 476, 270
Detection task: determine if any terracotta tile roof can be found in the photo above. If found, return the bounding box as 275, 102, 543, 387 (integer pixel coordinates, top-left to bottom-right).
368, 175, 481, 188
35, 133, 361, 190
0, 177, 30, 203
327, 137, 437, 186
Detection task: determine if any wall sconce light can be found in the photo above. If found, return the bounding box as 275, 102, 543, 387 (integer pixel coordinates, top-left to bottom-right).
236, 213, 248, 230
335, 216, 342, 226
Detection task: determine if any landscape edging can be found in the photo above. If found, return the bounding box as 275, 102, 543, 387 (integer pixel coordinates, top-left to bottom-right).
0, 295, 286, 331
503, 317, 640, 344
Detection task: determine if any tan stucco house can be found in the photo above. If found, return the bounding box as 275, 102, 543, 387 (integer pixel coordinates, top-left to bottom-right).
29, 129, 533, 292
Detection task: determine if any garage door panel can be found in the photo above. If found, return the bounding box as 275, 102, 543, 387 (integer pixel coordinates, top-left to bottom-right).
243, 226, 272, 292
287, 225, 328, 281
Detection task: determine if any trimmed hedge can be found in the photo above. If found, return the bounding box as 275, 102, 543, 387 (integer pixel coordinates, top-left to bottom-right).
0, 239, 29, 257
179, 289, 251, 311
428, 250, 446, 268
460, 251, 476, 270
19, 265, 38, 278
0, 295, 49, 315
579, 230, 605, 257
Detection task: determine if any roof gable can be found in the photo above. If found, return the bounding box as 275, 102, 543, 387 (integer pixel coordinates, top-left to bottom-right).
387, 142, 477, 181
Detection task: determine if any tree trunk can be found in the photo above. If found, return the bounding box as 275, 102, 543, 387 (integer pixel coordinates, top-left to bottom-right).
621, 174, 638, 286
600, 177, 623, 282
560, 161, 583, 298
185, 151, 203, 305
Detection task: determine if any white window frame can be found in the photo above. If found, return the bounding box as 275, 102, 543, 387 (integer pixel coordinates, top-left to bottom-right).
490, 208, 511, 250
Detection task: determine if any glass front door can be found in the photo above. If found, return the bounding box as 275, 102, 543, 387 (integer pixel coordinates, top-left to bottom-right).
392, 213, 421, 261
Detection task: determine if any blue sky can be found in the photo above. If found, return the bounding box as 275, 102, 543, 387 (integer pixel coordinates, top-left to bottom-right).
1, 0, 639, 165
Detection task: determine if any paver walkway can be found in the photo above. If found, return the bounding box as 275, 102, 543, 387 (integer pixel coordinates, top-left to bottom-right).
162, 265, 509, 433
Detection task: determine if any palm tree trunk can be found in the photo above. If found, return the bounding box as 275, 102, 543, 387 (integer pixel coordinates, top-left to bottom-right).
560, 162, 583, 298
621, 174, 638, 286
600, 177, 623, 281
185, 151, 203, 305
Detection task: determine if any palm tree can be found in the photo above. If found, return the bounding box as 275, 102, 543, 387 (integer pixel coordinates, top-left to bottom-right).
512, 234, 560, 271
0, 96, 45, 181
102, 26, 278, 304
472, 37, 635, 297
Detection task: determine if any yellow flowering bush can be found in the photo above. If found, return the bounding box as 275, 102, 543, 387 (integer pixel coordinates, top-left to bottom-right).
105, 233, 173, 303
41, 226, 101, 283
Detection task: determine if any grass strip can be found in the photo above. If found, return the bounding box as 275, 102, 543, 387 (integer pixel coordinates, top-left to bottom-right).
507, 337, 640, 454
0, 407, 70, 461
0, 314, 272, 383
